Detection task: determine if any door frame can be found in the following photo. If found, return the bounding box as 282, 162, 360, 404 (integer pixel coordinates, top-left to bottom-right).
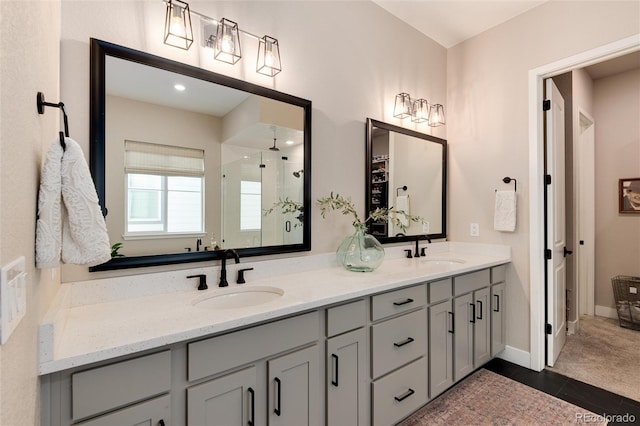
528, 34, 640, 372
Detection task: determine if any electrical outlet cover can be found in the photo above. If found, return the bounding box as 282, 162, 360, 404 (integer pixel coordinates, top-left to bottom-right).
1, 256, 26, 344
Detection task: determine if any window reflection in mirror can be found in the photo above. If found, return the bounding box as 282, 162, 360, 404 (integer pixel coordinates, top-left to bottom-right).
365, 118, 447, 243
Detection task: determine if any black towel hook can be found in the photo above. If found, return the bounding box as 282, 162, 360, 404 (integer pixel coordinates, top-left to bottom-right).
37, 92, 69, 151
502, 176, 517, 192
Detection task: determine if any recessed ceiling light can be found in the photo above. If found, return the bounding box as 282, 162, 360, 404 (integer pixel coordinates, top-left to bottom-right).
285, 140, 295, 145
174, 84, 186, 91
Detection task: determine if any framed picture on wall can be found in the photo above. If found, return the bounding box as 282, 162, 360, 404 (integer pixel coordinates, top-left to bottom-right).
619, 178, 640, 213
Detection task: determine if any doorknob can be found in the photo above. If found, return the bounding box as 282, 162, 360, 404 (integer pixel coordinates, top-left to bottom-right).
563, 247, 573, 257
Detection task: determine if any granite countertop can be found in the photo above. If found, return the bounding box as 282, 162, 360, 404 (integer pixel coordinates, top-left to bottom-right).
39, 242, 510, 375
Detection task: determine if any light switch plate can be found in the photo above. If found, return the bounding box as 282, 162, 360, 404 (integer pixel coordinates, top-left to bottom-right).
470, 223, 480, 237
1, 256, 27, 344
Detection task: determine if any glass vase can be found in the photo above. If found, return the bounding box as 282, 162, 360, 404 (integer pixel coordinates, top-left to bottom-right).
336, 228, 385, 272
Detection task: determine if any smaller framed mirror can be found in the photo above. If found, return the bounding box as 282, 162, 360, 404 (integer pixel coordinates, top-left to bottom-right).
365, 118, 447, 243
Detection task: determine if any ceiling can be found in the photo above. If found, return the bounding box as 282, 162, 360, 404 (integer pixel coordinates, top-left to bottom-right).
373, 0, 548, 48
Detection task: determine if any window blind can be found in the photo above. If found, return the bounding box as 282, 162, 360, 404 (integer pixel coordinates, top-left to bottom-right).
124, 140, 204, 177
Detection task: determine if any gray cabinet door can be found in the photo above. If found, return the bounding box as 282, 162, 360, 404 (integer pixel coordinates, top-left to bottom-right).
74, 394, 170, 426
327, 328, 368, 426
268, 345, 321, 426
429, 300, 453, 398
187, 366, 257, 426
491, 282, 506, 356
473, 287, 491, 367
453, 292, 473, 381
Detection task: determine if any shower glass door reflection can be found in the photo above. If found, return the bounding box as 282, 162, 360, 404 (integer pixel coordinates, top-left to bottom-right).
222, 151, 303, 249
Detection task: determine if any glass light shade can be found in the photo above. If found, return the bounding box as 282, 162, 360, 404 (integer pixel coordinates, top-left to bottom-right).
429, 104, 446, 126
214, 18, 242, 64
163, 0, 194, 50
257, 36, 282, 77
411, 99, 430, 123
393, 93, 412, 119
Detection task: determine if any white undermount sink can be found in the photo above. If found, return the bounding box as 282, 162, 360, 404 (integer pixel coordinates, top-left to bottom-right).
193, 286, 284, 310
420, 257, 466, 266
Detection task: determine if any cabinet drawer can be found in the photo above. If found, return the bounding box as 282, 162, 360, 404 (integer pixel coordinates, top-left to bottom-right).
372, 357, 428, 426
371, 309, 427, 378
327, 299, 366, 337
71, 351, 171, 421
74, 394, 170, 426
371, 285, 426, 321
491, 265, 506, 284
188, 311, 320, 381
453, 269, 490, 295
429, 278, 452, 303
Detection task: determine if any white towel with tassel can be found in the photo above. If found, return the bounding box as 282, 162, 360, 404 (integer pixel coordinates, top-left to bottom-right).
494, 190, 517, 232
36, 137, 111, 268
396, 195, 410, 228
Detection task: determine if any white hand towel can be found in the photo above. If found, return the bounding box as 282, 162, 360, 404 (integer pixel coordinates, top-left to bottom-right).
36, 137, 111, 268
396, 195, 410, 228
494, 190, 517, 232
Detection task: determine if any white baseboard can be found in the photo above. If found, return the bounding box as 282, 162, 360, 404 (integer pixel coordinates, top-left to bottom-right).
567, 318, 578, 335
595, 305, 618, 319
497, 345, 531, 369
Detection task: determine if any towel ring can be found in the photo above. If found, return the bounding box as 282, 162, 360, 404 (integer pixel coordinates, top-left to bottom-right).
499, 177, 517, 192
396, 186, 408, 196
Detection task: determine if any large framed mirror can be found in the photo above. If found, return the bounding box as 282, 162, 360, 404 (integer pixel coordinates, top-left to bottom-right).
365, 118, 447, 243
89, 39, 311, 271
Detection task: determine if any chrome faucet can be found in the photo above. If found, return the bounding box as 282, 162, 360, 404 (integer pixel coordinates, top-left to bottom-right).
218, 249, 240, 287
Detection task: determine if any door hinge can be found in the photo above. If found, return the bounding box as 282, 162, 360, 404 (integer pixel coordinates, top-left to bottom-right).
545, 249, 552, 260
543, 99, 551, 111
545, 323, 552, 334
545, 174, 552, 185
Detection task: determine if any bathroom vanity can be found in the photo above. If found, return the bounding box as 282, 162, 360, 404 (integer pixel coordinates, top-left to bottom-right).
39, 243, 509, 425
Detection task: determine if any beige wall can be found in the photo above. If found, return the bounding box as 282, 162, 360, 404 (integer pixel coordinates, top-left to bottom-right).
447, 1, 639, 352
594, 68, 640, 310
0, 1, 61, 425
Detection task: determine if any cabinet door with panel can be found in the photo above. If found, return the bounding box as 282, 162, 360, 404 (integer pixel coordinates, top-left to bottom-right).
187, 366, 258, 426
268, 345, 321, 426
453, 292, 474, 381
75, 394, 170, 426
473, 287, 491, 367
327, 328, 368, 426
491, 282, 506, 356
429, 300, 453, 398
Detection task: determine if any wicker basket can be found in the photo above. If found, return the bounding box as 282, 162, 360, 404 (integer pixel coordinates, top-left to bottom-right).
612, 275, 640, 331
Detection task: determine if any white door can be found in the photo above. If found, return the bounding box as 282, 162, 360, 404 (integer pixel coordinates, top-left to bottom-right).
545, 78, 567, 366
577, 111, 595, 317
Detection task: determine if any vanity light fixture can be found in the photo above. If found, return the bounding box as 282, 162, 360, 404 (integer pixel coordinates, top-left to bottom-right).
256, 35, 282, 76
214, 18, 242, 64
393, 93, 412, 119
411, 98, 430, 123
163, 0, 194, 50
429, 104, 446, 127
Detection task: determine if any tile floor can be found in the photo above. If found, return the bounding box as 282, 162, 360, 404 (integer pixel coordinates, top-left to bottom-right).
484, 358, 640, 425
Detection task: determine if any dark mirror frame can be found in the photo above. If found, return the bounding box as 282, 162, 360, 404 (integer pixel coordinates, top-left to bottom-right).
89, 38, 312, 271
365, 118, 447, 244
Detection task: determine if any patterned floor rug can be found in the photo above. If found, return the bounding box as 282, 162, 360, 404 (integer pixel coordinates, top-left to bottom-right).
547, 315, 640, 402
398, 369, 607, 425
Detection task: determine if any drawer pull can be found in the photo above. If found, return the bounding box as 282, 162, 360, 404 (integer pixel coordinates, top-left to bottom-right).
494, 294, 500, 312
470, 303, 476, 324
477, 300, 483, 320
393, 337, 415, 348
248, 387, 255, 426
274, 377, 281, 416
393, 298, 414, 306
331, 353, 339, 387
394, 388, 415, 402
448, 312, 454, 334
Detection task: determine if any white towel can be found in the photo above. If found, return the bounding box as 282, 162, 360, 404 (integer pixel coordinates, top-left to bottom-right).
396, 195, 410, 228
36, 137, 111, 268
494, 190, 517, 232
